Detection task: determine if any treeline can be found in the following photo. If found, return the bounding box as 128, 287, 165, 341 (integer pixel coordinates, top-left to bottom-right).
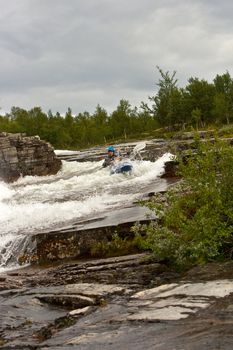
144, 67, 233, 129
1, 68, 233, 149
0, 101, 157, 149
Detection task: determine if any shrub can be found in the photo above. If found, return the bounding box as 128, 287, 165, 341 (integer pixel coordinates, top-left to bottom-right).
134, 137, 233, 269
90, 232, 141, 258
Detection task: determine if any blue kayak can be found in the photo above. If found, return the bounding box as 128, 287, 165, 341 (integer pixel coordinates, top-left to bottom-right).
110, 160, 133, 175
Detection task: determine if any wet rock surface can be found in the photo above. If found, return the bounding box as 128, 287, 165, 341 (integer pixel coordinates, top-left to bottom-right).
1, 135, 233, 349
0, 254, 233, 349
0, 132, 61, 182
25, 206, 157, 265
55, 139, 169, 163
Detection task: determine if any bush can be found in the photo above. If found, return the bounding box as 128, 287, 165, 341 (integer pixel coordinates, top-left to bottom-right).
134, 137, 233, 269
90, 232, 142, 258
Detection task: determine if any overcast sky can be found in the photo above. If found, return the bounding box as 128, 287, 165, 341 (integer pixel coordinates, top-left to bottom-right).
0, 0, 233, 115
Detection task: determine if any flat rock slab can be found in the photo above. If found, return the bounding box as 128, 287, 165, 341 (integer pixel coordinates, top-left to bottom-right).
21, 253, 171, 287
38, 279, 233, 350
127, 279, 233, 321
24, 282, 131, 298
1, 257, 233, 350
0, 282, 131, 348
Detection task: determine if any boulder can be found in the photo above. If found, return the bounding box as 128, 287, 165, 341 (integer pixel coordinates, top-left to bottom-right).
161, 160, 179, 178
0, 132, 62, 182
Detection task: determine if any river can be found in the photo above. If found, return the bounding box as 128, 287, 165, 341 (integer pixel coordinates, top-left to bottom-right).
0, 152, 172, 271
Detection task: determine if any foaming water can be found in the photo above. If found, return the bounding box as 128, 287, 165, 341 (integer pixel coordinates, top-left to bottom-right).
0, 153, 173, 270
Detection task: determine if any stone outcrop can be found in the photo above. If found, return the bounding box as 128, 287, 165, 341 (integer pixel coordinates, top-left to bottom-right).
55, 139, 169, 163
0, 132, 233, 349
0, 132, 62, 182
161, 159, 179, 178
171, 130, 215, 141
0, 256, 233, 349
18, 206, 157, 266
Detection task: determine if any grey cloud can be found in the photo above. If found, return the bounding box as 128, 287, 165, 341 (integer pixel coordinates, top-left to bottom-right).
0, 0, 233, 113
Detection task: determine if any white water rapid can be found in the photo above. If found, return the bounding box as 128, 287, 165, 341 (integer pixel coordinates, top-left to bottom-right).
0, 153, 173, 271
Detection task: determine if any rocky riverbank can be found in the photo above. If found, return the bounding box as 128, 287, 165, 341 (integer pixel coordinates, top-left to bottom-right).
0, 254, 233, 349
1, 132, 233, 349
0, 132, 61, 182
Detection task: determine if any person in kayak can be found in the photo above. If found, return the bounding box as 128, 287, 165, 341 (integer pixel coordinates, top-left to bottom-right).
102, 146, 121, 167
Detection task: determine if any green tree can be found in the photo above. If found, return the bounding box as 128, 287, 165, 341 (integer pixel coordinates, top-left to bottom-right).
143, 66, 180, 127
75, 111, 93, 146
28, 107, 48, 136
183, 78, 215, 126
213, 71, 233, 124
191, 108, 202, 130
92, 104, 109, 143
64, 107, 73, 128
6, 107, 29, 133
110, 99, 135, 139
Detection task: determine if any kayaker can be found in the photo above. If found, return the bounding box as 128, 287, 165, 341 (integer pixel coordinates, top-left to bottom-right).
102, 146, 120, 167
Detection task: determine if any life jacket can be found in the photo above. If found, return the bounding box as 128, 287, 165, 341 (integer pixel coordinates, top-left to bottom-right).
102, 151, 120, 167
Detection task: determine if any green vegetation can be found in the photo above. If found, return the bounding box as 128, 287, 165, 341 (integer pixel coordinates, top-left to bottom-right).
133, 138, 233, 270
1, 68, 233, 149
1, 68, 232, 271
90, 232, 143, 258
0, 102, 158, 149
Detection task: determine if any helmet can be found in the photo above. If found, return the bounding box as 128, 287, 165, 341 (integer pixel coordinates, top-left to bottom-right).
107, 146, 115, 152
